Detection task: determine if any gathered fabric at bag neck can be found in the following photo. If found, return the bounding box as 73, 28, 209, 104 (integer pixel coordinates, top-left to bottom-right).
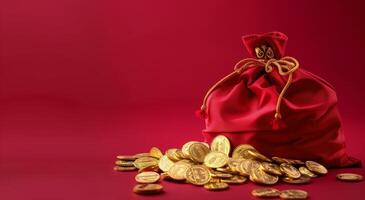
197, 32, 300, 125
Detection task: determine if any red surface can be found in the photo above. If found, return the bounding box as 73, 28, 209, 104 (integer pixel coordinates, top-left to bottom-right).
1, 0, 365, 199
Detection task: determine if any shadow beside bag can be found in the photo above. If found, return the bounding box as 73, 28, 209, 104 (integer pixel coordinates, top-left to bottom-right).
197, 32, 360, 168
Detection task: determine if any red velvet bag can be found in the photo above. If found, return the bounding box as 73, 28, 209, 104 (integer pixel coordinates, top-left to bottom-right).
198, 32, 360, 168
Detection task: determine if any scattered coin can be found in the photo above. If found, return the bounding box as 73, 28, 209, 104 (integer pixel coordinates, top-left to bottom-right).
250, 168, 279, 185
204, 151, 229, 168
260, 162, 282, 176
336, 173, 363, 182
232, 144, 255, 159
149, 147, 163, 159
167, 161, 191, 180
138, 165, 160, 173
211, 135, 231, 156
210, 171, 233, 179
133, 184, 164, 194
133, 156, 159, 169
305, 161, 328, 175
116, 155, 137, 161
115, 160, 134, 167
189, 143, 210, 163
221, 175, 247, 184
113, 166, 137, 171
251, 188, 280, 198
280, 189, 308, 199
135, 171, 160, 183
280, 163, 301, 179
299, 166, 317, 178
246, 149, 272, 162
158, 155, 175, 172
186, 165, 211, 185
204, 182, 229, 191
282, 176, 311, 184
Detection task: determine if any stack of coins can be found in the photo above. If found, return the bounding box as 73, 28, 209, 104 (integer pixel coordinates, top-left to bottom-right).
114, 135, 363, 198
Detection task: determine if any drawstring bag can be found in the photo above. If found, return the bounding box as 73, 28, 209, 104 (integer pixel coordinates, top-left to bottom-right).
197, 32, 360, 168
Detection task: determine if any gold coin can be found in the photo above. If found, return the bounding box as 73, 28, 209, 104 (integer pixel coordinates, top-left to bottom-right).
221, 175, 247, 184
116, 155, 137, 161
135, 171, 160, 183
251, 188, 280, 198
280, 189, 308, 199
138, 165, 160, 173
167, 161, 191, 180
246, 149, 271, 162
166, 148, 181, 161
305, 161, 328, 175
299, 166, 317, 178
282, 176, 311, 184
134, 153, 151, 158
260, 162, 283, 176
158, 155, 174, 172
182, 141, 198, 157
185, 165, 211, 185
149, 147, 163, 159
210, 171, 233, 179
336, 173, 363, 182
272, 156, 304, 165
232, 144, 255, 159
133, 156, 159, 169
240, 159, 261, 175
204, 151, 229, 168
250, 168, 279, 185
204, 182, 229, 191
115, 160, 134, 167
189, 143, 210, 163
113, 166, 137, 171
227, 158, 244, 174
211, 135, 231, 156
280, 163, 301, 179
216, 167, 234, 174
133, 184, 164, 194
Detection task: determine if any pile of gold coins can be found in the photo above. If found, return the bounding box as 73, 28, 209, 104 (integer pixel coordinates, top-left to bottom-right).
114, 135, 363, 198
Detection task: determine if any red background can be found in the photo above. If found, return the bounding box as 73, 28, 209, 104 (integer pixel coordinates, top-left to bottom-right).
1, 0, 365, 199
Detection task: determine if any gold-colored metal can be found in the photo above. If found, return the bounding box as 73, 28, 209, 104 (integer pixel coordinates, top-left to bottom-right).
158, 155, 174, 172
232, 144, 255, 159
210, 171, 233, 179
138, 165, 160, 173
299, 166, 317, 178
221, 175, 247, 184
167, 161, 191, 180
272, 156, 304, 165
260, 162, 282, 176
116, 155, 137, 161
251, 188, 280, 198
282, 176, 311, 184
210, 135, 231, 156
113, 166, 137, 171
185, 165, 211, 185
305, 161, 328, 175
188, 143, 210, 163
280, 163, 301, 179
133, 184, 164, 194
182, 141, 198, 157
280, 189, 308, 199
115, 160, 134, 167
149, 147, 163, 159
204, 182, 229, 191
246, 149, 271, 162
204, 151, 229, 168
135, 171, 160, 183
133, 156, 159, 169
166, 148, 181, 161
249, 168, 279, 185
336, 173, 363, 182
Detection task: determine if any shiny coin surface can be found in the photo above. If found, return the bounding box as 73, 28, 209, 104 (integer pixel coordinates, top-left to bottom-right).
282, 176, 311, 184
182, 141, 198, 157
260, 162, 282, 176
113, 166, 137, 171
280, 189, 308, 199
135, 171, 160, 183
210, 171, 233, 179
221, 175, 247, 184
133, 184, 164, 194
336, 173, 363, 182
158, 155, 174, 172
305, 161, 328, 175
133, 157, 159, 169
250, 168, 279, 185
272, 157, 303, 165
211, 135, 231, 156
299, 166, 317, 178
167, 161, 191, 180
204, 182, 229, 191
116, 155, 137, 161
115, 160, 134, 167
185, 165, 211, 185
149, 147, 163, 159
251, 188, 280, 198
189, 143, 210, 163
246, 149, 271, 162
138, 165, 160, 173
232, 144, 255, 159
204, 151, 229, 168
280, 163, 301, 179
166, 148, 181, 161
240, 159, 261, 175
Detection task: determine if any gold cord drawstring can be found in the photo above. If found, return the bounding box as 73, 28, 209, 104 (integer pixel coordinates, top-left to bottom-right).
200, 57, 299, 120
